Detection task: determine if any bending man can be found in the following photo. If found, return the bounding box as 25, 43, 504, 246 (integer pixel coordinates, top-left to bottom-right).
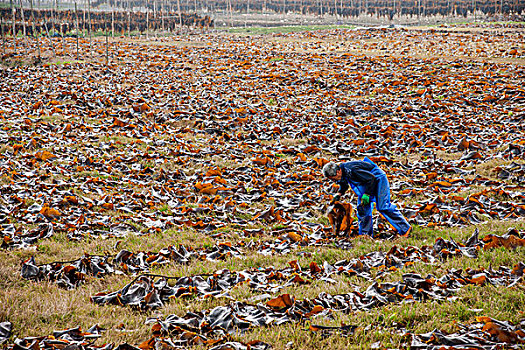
322, 157, 411, 237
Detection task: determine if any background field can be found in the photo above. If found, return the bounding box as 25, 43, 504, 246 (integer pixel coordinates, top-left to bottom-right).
1, 23, 525, 349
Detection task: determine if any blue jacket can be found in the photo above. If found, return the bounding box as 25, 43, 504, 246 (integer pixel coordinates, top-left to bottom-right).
337, 158, 385, 198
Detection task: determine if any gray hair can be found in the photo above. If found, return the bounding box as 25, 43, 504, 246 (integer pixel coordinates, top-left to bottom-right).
322, 162, 339, 178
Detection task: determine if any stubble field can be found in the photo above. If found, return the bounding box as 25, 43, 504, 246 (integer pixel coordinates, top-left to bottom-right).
1, 23, 525, 349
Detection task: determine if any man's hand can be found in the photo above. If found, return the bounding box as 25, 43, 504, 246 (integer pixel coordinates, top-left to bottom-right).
361, 194, 370, 206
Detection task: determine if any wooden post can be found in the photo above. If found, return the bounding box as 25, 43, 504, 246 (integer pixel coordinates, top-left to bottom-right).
392, 0, 395, 23
11, 0, 16, 54
245, 0, 249, 27
58, 0, 64, 55
30, 0, 41, 59
111, 0, 115, 38
74, 1, 79, 60
19, 0, 28, 55
227, 0, 232, 27
153, 0, 157, 37
418, 0, 421, 24
104, 11, 108, 65
170, 0, 174, 32
82, 0, 86, 32
161, 0, 165, 33
127, 0, 130, 37
51, 0, 55, 36
146, 0, 149, 39
1, 16, 5, 55
56, 0, 66, 55
43, 11, 56, 57
87, 0, 92, 58
177, 0, 182, 29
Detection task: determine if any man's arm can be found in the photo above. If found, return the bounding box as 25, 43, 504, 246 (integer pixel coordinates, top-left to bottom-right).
338, 180, 349, 196
330, 181, 347, 204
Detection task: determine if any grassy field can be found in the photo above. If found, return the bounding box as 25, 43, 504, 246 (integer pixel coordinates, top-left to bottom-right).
1, 23, 525, 349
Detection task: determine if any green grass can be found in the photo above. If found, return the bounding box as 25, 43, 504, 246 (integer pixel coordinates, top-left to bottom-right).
48, 60, 84, 65
3, 218, 523, 347
2, 209, 524, 349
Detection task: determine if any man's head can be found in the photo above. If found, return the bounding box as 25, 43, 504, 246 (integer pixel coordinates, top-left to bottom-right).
322, 162, 342, 181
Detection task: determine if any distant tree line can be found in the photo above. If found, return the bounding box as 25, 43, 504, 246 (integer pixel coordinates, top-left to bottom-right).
0, 7, 212, 36
94, 0, 523, 19
202, 0, 523, 19
0, 0, 522, 37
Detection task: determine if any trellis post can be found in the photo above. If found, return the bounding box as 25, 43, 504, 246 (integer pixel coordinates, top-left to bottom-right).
42, 10, 56, 57
146, 0, 149, 39
105, 11, 108, 65
30, 0, 41, 59
227, 0, 232, 27
11, 0, 16, 54
51, 0, 55, 36
153, 0, 157, 37
75, 1, 79, 60
87, 0, 92, 58
1, 16, 5, 56
111, 0, 115, 38
161, 0, 165, 33
177, 0, 182, 29
19, 0, 28, 55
